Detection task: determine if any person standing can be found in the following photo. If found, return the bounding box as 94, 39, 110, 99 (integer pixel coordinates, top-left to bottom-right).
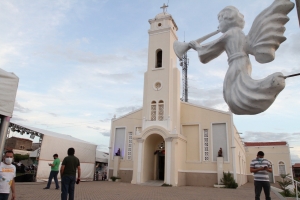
44, 153, 60, 189
0, 150, 16, 200
60, 148, 80, 200
250, 151, 272, 200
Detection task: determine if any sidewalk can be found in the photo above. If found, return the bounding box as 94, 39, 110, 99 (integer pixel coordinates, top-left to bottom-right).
13, 181, 281, 200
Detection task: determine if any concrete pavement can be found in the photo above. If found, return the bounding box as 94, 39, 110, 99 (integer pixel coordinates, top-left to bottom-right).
12, 181, 281, 200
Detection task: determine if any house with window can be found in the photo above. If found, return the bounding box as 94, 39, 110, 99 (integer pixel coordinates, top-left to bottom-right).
107, 8, 292, 187
292, 163, 300, 179
244, 142, 292, 184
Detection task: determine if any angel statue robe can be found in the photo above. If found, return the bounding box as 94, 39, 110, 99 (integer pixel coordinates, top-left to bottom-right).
195, 0, 294, 115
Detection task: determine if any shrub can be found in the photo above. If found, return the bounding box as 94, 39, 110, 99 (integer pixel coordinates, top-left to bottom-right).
110, 176, 120, 182
161, 183, 172, 187
277, 174, 293, 197
220, 171, 238, 189
14, 154, 29, 162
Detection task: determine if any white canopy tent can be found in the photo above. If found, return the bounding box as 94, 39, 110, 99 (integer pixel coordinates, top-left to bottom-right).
96, 150, 108, 163
9, 123, 97, 181
0, 68, 19, 117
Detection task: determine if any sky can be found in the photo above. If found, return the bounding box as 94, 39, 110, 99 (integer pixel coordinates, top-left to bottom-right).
0, 0, 299, 163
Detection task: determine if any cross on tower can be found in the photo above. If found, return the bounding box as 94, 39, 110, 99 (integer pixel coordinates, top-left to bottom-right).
160, 3, 168, 13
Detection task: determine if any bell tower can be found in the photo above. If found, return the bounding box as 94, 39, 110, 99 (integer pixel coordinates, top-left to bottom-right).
142, 5, 180, 133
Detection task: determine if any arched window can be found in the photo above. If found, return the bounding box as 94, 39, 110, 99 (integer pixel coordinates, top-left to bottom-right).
158, 100, 164, 121
151, 101, 156, 121
279, 161, 286, 175
156, 49, 162, 68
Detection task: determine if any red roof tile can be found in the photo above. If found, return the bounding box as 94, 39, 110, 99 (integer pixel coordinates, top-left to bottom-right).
293, 163, 300, 168
244, 141, 287, 146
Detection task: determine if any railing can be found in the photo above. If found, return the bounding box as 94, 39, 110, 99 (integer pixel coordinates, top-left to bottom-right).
286, 176, 300, 200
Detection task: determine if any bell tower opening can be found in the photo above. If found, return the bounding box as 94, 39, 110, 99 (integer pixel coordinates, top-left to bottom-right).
156, 49, 162, 68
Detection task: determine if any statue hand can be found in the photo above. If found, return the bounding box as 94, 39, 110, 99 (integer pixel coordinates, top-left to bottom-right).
189, 40, 200, 51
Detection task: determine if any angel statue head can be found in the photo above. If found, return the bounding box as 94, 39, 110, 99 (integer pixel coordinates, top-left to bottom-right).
218, 6, 245, 33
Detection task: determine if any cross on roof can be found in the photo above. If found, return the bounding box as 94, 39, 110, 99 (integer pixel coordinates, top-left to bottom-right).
160, 3, 168, 13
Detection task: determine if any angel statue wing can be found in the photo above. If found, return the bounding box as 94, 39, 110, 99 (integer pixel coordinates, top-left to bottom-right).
246, 0, 294, 63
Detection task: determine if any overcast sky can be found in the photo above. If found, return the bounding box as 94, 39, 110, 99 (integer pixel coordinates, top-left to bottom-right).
1, 0, 299, 163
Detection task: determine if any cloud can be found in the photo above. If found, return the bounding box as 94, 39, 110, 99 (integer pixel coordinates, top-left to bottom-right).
14, 102, 31, 113
244, 131, 300, 143
115, 106, 140, 114
48, 113, 58, 117
100, 131, 110, 137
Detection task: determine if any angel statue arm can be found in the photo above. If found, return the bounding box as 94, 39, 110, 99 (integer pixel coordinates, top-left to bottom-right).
187, 0, 294, 115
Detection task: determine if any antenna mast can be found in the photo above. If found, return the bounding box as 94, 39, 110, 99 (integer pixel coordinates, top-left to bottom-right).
180, 51, 189, 102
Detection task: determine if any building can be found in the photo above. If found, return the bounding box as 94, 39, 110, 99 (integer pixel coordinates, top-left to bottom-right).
108, 8, 292, 187
5, 137, 33, 151
244, 142, 293, 184
292, 163, 300, 179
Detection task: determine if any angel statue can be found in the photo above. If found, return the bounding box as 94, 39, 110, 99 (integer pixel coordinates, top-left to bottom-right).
188, 0, 295, 115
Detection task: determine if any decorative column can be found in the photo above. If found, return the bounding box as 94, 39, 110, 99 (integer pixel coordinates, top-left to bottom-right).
113, 156, 120, 177
217, 157, 224, 184
137, 139, 144, 183
165, 137, 173, 184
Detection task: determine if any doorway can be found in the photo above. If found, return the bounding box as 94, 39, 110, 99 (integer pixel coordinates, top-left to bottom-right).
158, 152, 165, 180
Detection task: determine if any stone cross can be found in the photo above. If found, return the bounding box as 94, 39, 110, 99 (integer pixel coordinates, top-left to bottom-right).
160, 3, 168, 13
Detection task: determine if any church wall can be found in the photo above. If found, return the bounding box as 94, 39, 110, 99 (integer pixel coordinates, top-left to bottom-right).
180, 102, 234, 174
177, 102, 239, 186
185, 172, 218, 187
233, 125, 248, 186
109, 109, 143, 180
119, 170, 133, 183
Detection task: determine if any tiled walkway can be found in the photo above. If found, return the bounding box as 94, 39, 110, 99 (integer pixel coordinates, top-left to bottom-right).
12, 181, 281, 200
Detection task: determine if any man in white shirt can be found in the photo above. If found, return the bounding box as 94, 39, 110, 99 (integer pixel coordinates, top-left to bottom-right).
0, 150, 16, 200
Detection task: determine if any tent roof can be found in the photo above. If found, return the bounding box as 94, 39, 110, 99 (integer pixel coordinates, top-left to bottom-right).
0, 68, 19, 117
96, 150, 109, 163
10, 122, 96, 146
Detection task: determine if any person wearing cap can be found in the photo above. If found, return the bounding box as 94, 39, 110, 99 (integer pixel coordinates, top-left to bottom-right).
44, 153, 60, 189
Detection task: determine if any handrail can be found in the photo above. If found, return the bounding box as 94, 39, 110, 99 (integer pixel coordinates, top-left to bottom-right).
286, 176, 299, 200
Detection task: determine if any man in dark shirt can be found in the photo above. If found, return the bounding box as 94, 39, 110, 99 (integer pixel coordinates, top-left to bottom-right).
60, 148, 81, 200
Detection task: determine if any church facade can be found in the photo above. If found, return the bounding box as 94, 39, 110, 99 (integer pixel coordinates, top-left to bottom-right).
107, 10, 291, 187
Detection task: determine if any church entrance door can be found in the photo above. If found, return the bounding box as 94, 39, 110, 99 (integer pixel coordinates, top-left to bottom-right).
158, 152, 165, 180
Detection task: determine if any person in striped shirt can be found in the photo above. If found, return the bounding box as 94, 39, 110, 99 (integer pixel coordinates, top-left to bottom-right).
250, 151, 272, 200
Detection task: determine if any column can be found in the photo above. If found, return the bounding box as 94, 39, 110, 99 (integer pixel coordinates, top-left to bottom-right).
165, 137, 173, 184
217, 157, 224, 185
137, 139, 144, 183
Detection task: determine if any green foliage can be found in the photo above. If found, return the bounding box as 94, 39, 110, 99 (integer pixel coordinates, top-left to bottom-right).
14, 154, 29, 162
110, 176, 120, 182
277, 174, 293, 197
220, 171, 238, 189
161, 183, 172, 187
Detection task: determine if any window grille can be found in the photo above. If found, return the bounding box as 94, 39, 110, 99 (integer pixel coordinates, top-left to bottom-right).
151, 101, 156, 121
127, 132, 133, 160
158, 100, 164, 121
203, 129, 209, 161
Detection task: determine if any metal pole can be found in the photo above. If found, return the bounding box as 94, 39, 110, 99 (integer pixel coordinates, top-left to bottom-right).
0, 115, 10, 161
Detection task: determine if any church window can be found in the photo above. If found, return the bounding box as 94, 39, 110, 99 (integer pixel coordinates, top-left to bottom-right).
135, 127, 142, 135
279, 161, 286, 175
158, 100, 164, 121
203, 129, 209, 161
151, 101, 157, 121
156, 49, 162, 68
127, 132, 133, 160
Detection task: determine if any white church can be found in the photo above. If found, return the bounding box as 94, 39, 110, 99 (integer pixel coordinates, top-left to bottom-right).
108, 8, 292, 187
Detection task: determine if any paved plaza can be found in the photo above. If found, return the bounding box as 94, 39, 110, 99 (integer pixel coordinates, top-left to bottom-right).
12, 181, 283, 200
